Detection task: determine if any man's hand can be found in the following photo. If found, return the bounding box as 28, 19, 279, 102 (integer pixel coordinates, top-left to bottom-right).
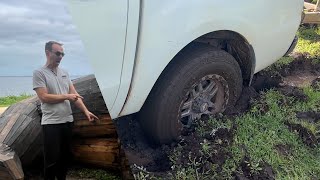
84, 110, 99, 122
66, 94, 83, 102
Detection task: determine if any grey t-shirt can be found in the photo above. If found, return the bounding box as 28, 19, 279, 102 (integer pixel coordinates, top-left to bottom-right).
33, 67, 74, 125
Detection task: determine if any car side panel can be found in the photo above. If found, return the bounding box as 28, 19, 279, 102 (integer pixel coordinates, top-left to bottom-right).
66, 0, 128, 118
119, 0, 303, 116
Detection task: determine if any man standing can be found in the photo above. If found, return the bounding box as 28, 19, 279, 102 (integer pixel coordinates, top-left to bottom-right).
33, 41, 98, 180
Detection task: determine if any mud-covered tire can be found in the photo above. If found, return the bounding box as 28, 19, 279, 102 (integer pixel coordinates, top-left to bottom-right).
139, 43, 243, 144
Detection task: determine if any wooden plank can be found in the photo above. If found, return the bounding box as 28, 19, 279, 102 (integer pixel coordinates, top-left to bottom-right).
73, 114, 117, 137
0, 144, 24, 179
0, 165, 13, 180
303, 12, 320, 24
10, 118, 41, 157
72, 144, 119, 152
4, 115, 36, 147
316, 0, 320, 11
73, 114, 112, 126
304, 2, 316, 10
72, 138, 120, 169
4, 153, 24, 180
71, 74, 109, 114
0, 103, 21, 118
119, 148, 134, 180
3, 115, 29, 145
73, 126, 117, 138
0, 114, 20, 143
0, 103, 24, 133
19, 133, 42, 166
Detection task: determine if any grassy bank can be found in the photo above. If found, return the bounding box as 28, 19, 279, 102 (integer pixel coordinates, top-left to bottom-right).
0, 94, 32, 107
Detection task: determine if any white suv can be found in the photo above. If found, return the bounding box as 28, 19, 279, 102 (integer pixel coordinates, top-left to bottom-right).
67, 0, 303, 144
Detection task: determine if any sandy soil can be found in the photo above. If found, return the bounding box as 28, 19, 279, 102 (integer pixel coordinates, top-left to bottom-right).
0, 107, 7, 115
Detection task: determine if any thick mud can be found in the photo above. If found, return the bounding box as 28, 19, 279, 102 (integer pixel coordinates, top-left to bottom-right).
234, 156, 275, 180
285, 122, 318, 148
115, 53, 320, 179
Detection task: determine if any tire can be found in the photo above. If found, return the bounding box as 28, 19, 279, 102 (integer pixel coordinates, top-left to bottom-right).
139, 43, 243, 144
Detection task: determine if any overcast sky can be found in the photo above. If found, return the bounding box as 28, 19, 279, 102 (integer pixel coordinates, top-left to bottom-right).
0, 0, 93, 76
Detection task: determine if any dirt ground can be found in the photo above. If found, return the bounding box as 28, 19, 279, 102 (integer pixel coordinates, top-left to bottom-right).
115, 52, 320, 179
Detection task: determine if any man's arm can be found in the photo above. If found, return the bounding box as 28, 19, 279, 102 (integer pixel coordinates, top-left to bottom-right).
35, 87, 82, 104
69, 83, 98, 122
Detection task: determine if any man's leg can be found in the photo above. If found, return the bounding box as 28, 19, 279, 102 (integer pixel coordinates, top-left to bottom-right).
56, 122, 74, 180
42, 124, 61, 180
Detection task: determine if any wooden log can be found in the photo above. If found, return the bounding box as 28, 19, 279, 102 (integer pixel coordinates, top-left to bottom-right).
71, 74, 108, 115
119, 147, 134, 180
0, 144, 24, 180
304, 2, 316, 11
73, 114, 117, 138
316, 0, 320, 11
303, 11, 320, 24
0, 96, 42, 166
71, 138, 120, 169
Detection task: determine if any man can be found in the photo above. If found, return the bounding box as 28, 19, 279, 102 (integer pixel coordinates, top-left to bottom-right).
33, 41, 98, 180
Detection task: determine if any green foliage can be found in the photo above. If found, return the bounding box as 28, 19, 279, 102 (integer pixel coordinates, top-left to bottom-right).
0, 94, 32, 107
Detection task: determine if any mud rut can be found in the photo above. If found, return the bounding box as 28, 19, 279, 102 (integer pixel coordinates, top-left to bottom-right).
115, 52, 320, 179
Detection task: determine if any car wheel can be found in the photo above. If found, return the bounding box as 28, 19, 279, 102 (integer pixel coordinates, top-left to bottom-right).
139, 43, 243, 144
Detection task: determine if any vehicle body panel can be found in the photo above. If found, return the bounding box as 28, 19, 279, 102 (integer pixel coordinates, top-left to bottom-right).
67, 0, 303, 119
67, 0, 128, 118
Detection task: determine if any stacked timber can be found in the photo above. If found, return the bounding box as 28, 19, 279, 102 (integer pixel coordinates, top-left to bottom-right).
0, 96, 41, 179
70, 75, 121, 170
0, 74, 133, 179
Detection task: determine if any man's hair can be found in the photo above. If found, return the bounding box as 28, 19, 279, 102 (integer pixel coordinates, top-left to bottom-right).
45, 41, 63, 52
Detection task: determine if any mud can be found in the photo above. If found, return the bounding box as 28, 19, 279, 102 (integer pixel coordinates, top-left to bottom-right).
115, 53, 320, 178
234, 157, 275, 180
285, 121, 318, 148
114, 116, 171, 172
278, 86, 309, 102
274, 144, 293, 156
296, 111, 320, 123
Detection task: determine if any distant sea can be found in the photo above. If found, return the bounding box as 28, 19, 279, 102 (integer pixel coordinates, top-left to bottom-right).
0, 76, 82, 97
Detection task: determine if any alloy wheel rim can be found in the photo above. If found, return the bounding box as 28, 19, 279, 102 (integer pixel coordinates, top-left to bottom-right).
179, 74, 229, 128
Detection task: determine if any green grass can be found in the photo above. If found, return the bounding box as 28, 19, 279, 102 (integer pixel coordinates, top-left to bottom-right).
221, 89, 320, 179
68, 167, 121, 180
0, 94, 32, 107
296, 26, 320, 59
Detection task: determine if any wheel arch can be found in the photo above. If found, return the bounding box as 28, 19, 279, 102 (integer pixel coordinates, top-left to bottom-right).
155, 30, 256, 89
120, 30, 256, 117
190, 30, 255, 85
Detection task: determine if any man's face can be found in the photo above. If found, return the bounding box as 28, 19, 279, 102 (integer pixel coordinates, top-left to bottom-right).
48, 44, 64, 67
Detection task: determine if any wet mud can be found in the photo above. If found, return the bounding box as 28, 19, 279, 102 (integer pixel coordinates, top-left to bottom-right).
285, 122, 318, 148
234, 156, 275, 180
